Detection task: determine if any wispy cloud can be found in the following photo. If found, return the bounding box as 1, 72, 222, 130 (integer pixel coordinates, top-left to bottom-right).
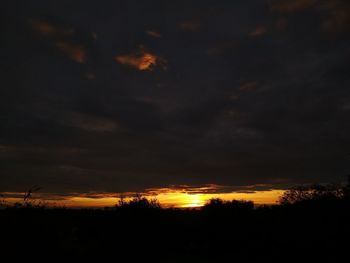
29, 18, 89, 64
62, 112, 120, 132
55, 42, 87, 64
30, 19, 73, 37
250, 25, 268, 38
269, 0, 318, 14
145, 30, 162, 38
179, 20, 201, 32
239, 81, 259, 92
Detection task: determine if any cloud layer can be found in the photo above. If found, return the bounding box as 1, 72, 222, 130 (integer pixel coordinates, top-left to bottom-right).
1, 0, 350, 197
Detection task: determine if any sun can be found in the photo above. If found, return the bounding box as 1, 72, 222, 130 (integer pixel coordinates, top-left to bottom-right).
180, 194, 204, 208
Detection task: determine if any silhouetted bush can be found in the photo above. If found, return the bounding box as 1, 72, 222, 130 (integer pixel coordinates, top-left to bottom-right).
0, 194, 6, 209
115, 194, 161, 210
202, 198, 254, 212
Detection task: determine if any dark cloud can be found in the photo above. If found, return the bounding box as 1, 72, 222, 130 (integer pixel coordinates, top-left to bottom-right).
269, 0, 318, 13
1, 0, 350, 196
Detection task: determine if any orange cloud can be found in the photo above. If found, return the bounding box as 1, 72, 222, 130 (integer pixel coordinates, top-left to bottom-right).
115, 49, 166, 71
56, 42, 87, 64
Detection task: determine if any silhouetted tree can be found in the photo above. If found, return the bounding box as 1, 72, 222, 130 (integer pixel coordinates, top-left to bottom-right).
0, 194, 6, 208
202, 198, 254, 211
115, 194, 161, 210
203, 198, 224, 208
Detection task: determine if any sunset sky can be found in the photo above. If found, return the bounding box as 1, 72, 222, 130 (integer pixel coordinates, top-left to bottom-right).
1, 0, 350, 207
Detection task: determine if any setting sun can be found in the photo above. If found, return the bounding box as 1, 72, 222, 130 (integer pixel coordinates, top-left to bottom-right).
178, 194, 204, 208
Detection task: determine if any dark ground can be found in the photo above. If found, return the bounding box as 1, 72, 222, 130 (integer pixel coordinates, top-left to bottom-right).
1, 197, 349, 262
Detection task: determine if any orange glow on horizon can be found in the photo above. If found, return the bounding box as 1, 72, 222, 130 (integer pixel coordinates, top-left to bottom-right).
1, 189, 285, 208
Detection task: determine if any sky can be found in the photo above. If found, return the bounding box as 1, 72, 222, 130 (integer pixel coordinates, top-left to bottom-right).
1, 0, 350, 207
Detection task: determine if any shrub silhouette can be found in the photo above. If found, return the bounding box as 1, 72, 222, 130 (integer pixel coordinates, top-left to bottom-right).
115, 194, 161, 210
0, 194, 6, 208
202, 198, 254, 211
19, 185, 47, 209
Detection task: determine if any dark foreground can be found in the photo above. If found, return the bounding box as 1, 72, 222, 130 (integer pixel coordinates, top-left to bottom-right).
1, 197, 349, 262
